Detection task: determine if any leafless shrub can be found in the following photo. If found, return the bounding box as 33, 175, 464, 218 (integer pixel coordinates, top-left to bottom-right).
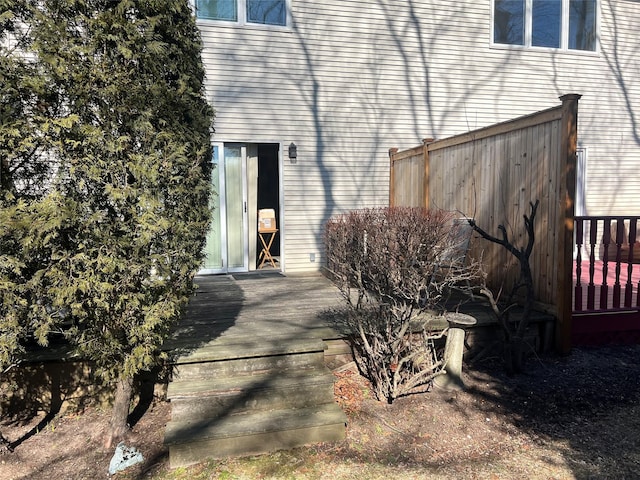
325, 207, 482, 403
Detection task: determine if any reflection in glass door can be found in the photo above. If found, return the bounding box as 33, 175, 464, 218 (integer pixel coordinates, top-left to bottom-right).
202, 144, 248, 273
202, 145, 222, 270
223, 145, 247, 270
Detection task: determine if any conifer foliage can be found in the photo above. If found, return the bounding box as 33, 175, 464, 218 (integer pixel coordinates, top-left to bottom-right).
1, 0, 214, 446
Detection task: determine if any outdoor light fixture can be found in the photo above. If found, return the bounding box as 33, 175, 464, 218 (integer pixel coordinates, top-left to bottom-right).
288, 142, 297, 160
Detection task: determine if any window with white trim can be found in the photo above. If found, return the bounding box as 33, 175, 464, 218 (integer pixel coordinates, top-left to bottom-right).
195, 0, 288, 27
493, 0, 597, 51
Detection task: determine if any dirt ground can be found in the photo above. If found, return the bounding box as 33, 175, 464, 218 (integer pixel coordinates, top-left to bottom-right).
1, 344, 639, 480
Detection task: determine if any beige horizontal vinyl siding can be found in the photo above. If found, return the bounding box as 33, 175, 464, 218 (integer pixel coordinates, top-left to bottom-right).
198, 0, 640, 272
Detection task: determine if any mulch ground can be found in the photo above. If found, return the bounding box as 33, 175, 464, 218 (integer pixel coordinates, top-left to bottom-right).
1, 344, 639, 479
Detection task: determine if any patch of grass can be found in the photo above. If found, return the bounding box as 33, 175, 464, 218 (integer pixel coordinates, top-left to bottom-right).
145, 449, 325, 480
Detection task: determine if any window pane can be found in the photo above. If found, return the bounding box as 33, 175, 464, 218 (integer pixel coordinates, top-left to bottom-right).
569, 0, 597, 51
494, 0, 524, 45
196, 0, 237, 21
247, 0, 287, 26
532, 0, 561, 48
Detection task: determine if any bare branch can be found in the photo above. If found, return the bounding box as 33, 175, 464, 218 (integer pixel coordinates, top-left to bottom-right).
469, 200, 539, 374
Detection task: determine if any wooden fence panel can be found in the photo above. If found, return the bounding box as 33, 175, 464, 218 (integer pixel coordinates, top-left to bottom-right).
389, 95, 580, 352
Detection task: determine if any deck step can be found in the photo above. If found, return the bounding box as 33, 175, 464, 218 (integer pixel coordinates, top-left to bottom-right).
165, 404, 347, 467
172, 350, 326, 380
165, 335, 347, 468
173, 338, 326, 364
165, 324, 340, 349
168, 365, 336, 399
168, 368, 337, 420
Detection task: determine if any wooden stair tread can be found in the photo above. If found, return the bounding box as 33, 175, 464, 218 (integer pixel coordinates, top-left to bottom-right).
171, 338, 326, 364
167, 366, 336, 398
164, 404, 347, 446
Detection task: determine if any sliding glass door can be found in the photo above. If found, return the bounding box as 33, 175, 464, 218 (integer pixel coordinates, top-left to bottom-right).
202, 143, 248, 273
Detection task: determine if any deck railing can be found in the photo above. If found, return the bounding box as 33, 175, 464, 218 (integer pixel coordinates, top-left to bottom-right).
574, 216, 640, 312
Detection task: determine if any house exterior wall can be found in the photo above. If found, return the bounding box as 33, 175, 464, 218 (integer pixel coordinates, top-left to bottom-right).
196, 0, 640, 273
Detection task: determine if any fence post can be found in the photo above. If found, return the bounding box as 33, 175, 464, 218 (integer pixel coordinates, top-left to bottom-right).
389, 148, 398, 207
422, 138, 434, 209
557, 93, 581, 354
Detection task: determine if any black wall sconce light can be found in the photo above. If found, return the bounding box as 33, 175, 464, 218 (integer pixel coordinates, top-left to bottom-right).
288, 142, 297, 162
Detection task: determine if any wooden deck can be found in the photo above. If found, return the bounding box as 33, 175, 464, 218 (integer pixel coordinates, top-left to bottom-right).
162, 272, 351, 465
164, 271, 555, 363
163, 271, 345, 359
160, 261, 639, 351
161, 271, 557, 464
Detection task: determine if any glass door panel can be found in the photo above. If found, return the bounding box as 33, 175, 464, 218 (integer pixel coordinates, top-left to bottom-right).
203, 145, 223, 270
224, 145, 247, 270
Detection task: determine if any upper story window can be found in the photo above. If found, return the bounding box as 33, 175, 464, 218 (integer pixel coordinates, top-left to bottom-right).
493, 0, 598, 52
196, 0, 288, 27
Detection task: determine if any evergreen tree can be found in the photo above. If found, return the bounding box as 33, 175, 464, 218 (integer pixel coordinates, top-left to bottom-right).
1, 0, 214, 447
1, 0, 61, 393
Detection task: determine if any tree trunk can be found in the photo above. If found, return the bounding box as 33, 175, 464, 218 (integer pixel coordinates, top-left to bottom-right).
503, 336, 525, 375
105, 376, 134, 449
